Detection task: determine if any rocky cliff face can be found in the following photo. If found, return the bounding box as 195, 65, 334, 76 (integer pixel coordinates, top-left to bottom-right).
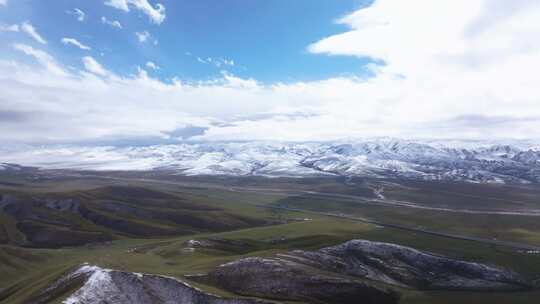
35, 265, 271, 304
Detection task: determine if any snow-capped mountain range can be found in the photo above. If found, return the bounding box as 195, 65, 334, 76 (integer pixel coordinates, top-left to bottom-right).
1, 139, 540, 184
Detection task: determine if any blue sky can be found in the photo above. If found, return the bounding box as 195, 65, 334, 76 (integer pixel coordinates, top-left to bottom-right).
1, 0, 539, 144
0, 0, 371, 83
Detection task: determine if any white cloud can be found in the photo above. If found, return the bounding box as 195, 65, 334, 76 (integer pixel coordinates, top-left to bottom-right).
68, 8, 86, 22
0, 24, 19, 32
212, 58, 234, 68
20, 22, 47, 44
145, 61, 159, 70
222, 59, 234, 67
0, 0, 6, 7
82, 56, 109, 76
104, 0, 129, 11
12, 44, 66, 76
193, 55, 235, 68
1, 47, 539, 144
135, 30, 150, 43
61, 38, 91, 50
2, 1, 540, 144
302, 0, 540, 140
105, 0, 165, 25
101, 16, 122, 29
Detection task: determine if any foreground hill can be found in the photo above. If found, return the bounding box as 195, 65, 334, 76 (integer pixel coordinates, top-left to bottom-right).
32, 265, 272, 304
33, 239, 533, 304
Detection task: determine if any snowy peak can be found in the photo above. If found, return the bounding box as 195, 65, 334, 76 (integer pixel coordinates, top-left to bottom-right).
1, 140, 540, 184
35, 264, 270, 304
512, 150, 540, 165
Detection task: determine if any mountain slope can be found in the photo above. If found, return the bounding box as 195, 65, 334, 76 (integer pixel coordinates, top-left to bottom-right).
1, 139, 540, 183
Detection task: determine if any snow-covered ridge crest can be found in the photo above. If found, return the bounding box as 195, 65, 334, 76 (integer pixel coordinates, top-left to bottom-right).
36, 264, 270, 304
1, 139, 540, 183
63, 265, 114, 304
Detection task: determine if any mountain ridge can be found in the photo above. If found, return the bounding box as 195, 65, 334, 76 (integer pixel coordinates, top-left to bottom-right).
1, 139, 540, 184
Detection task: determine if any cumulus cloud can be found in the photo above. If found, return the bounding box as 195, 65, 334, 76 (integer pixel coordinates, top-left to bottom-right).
0, 24, 19, 32
135, 31, 157, 45
1, 0, 540, 144
105, 0, 165, 25
0, 50, 267, 143
185, 52, 235, 68
67, 8, 86, 22
20, 22, 47, 44
12, 44, 66, 76
101, 16, 122, 29
61, 38, 91, 50
135, 31, 149, 42
82, 56, 110, 76
104, 0, 129, 11
303, 0, 540, 139
2, 22, 48, 46
145, 61, 159, 70
197, 57, 234, 68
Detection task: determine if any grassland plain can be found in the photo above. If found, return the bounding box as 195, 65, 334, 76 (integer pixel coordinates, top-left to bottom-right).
1, 170, 540, 303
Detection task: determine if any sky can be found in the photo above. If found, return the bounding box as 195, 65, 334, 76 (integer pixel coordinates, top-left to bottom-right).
1, 0, 540, 145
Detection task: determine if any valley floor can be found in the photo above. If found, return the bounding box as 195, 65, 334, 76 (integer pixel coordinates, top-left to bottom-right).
1, 170, 540, 303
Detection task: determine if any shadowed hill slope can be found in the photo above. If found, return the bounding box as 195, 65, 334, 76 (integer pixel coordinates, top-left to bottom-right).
0, 186, 268, 248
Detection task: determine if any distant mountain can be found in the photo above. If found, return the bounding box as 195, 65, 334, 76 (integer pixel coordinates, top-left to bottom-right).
1, 139, 540, 183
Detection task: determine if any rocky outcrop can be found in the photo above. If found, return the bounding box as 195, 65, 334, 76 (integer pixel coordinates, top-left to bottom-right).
44, 198, 80, 213
196, 239, 531, 304
36, 265, 271, 304
286, 240, 531, 291
194, 257, 399, 304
